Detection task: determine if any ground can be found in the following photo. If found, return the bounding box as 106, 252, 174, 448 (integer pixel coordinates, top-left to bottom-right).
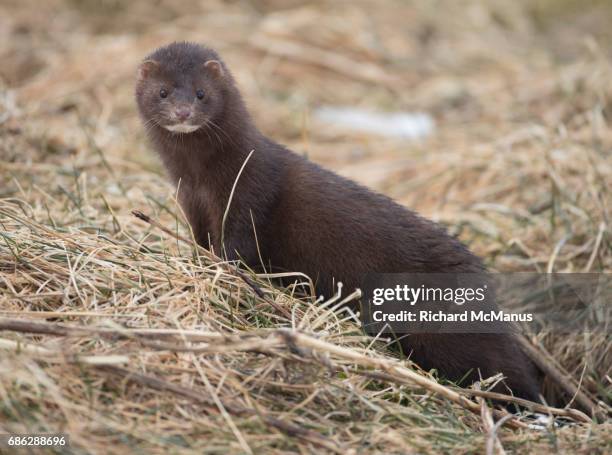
0, 0, 610, 453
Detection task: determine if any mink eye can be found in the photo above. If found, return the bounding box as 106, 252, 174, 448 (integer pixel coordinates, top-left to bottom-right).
196, 89, 205, 100
159, 88, 168, 98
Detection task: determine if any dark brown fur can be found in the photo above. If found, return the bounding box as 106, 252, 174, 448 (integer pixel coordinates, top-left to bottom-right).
136, 42, 541, 401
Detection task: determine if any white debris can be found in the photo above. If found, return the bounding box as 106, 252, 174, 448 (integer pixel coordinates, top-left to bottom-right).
525, 413, 566, 430
0, 89, 19, 124
315, 106, 435, 140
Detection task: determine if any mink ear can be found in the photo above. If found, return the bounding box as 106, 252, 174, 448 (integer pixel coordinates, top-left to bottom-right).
138, 60, 159, 80
204, 60, 224, 79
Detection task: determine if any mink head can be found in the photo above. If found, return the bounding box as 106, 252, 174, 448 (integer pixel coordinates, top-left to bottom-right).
135, 42, 229, 134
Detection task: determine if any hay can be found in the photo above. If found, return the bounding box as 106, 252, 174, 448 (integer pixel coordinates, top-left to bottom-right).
0, 0, 610, 453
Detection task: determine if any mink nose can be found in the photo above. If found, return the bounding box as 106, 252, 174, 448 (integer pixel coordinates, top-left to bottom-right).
174, 107, 192, 121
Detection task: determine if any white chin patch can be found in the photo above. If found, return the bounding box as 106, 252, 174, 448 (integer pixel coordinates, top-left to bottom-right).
164, 124, 201, 134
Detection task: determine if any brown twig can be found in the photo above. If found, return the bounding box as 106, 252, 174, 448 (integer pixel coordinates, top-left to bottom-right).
452, 387, 591, 423
359, 369, 591, 423
517, 335, 600, 417
0, 317, 222, 341
0, 317, 282, 355
249, 34, 402, 89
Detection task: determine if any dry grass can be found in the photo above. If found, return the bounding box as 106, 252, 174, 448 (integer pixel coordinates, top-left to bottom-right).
0, 0, 610, 453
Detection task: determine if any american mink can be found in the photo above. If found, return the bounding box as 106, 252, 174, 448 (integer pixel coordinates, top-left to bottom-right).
135, 42, 541, 401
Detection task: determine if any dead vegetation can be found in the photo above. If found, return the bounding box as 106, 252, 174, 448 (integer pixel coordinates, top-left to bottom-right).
0, 0, 610, 453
